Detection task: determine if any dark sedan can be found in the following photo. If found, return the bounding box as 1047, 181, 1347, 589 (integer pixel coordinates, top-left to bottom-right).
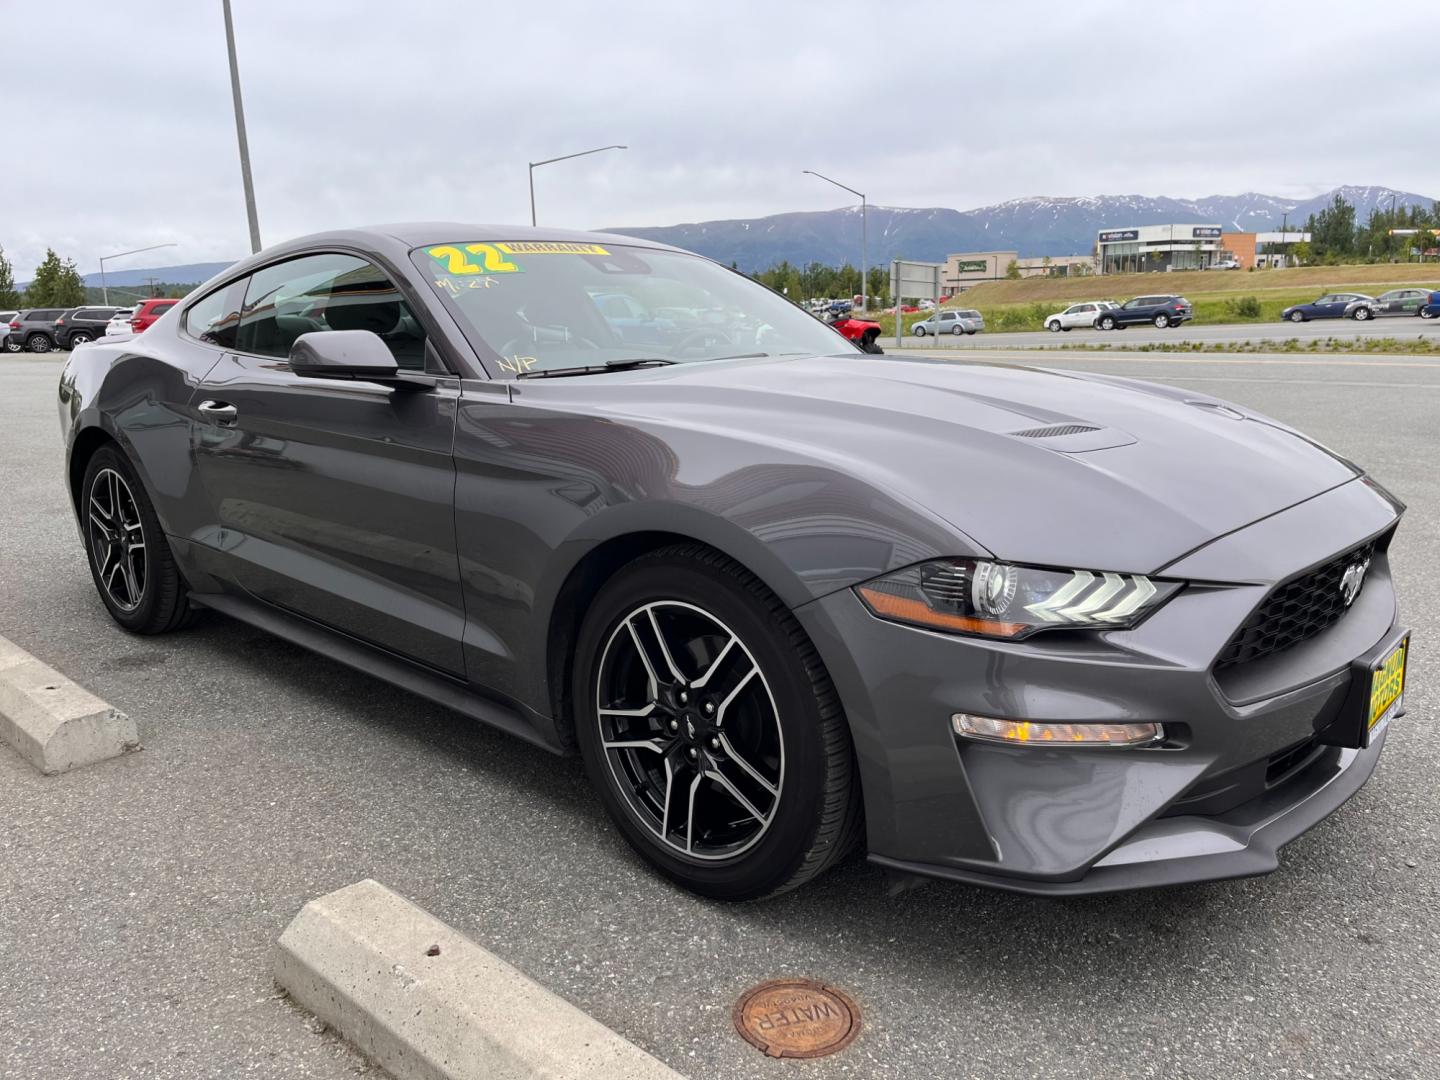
1345, 288, 1434, 320
57, 225, 1409, 900
1281, 293, 1374, 322
1095, 295, 1192, 329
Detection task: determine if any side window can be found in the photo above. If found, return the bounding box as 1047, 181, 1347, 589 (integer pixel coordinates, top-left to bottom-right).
237, 253, 427, 369
184, 282, 244, 348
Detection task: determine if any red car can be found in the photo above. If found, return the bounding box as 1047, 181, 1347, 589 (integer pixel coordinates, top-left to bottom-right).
826, 313, 883, 353
130, 298, 179, 333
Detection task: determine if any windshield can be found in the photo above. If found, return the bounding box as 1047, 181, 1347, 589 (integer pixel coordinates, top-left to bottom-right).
411, 240, 856, 376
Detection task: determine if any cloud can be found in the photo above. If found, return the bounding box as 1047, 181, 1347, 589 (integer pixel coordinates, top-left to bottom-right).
1, 0, 1434, 277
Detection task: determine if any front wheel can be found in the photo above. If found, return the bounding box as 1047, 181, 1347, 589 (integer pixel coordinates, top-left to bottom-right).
574, 546, 861, 901
81, 446, 195, 634
1289, 310, 1305, 323
1421, 308, 1436, 320
1047, 321, 1061, 332
912, 325, 926, 337
69, 331, 93, 347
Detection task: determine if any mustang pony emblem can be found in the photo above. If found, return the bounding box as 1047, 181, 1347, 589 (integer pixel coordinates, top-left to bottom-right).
1339, 558, 1370, 607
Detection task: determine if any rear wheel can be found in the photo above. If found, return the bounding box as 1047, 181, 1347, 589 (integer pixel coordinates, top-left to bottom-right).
951, 323, 964, 335
26, 333, 52, 353
574, 546, 860, 900
1153, 313, 1169, 328
81, 446, 194, 634
1098, 315, 1116, 330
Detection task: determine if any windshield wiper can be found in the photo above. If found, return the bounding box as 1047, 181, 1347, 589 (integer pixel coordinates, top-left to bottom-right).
515, 357, 676, 379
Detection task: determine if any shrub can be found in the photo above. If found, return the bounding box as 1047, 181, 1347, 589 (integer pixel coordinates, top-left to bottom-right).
1223, 296, 1262, 319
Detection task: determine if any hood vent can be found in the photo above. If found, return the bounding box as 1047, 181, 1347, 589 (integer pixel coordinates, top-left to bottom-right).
1010, 423, 1101, 439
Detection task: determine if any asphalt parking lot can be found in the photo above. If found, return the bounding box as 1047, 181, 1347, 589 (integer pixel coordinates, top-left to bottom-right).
2, 350, 1437, 1079
896, 317, 1440, 351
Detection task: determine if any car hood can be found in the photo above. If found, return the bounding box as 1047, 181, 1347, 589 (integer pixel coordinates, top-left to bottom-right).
540, 354, 1361, 576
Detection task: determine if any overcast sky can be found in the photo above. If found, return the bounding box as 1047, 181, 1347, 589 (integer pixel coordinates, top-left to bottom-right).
2, 0, 1435, 277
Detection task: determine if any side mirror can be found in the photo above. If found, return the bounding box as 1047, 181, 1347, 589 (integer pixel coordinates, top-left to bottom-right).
289, 330, 399, 381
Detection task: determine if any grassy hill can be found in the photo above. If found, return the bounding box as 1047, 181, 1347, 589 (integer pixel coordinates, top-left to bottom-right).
871, 263, 1440, 334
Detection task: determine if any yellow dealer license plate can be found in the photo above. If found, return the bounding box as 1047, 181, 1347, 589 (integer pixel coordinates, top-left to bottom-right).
1368, 636, 1408, 738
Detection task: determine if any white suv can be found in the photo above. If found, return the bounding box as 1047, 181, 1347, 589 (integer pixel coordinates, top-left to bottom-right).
1044, 300, 1118, 332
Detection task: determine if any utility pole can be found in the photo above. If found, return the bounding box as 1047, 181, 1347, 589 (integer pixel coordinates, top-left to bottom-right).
223, 0, 262, 253
1280, 212, 1288, 268
99, 242, 176, 304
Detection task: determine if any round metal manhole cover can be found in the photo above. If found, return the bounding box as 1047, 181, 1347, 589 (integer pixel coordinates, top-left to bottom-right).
732, 978, 860, 1059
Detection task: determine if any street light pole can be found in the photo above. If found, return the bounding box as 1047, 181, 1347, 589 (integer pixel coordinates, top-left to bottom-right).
222, 0, 261, 254
99, 242, 178, 305
803, 170, 867, 313
527, 144, 628, 226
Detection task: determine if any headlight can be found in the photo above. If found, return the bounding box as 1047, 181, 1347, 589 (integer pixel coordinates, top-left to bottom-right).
855, 558, 1181, 640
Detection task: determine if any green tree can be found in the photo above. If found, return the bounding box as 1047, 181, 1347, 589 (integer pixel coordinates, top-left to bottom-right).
0, 246, 21, 308
1004, 259, 1021, 280
26, 248, 87, 307
1309, 194, 1357, 260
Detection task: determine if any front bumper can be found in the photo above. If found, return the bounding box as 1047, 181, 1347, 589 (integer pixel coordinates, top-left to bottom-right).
795, 478, 1403, 895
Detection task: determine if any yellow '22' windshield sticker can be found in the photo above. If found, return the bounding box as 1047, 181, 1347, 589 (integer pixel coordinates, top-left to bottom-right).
426, 243, 521, 275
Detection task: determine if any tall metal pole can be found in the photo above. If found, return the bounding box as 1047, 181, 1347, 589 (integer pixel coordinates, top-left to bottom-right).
527, 145, 627, 227
223, 0, 262, 254
802, 170, 867, 313
1280, 212, 1288, 268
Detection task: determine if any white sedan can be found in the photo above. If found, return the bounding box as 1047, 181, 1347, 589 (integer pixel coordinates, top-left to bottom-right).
1044, 300, 1118, 332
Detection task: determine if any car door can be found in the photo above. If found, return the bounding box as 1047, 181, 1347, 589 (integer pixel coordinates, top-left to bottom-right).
1118, 298, 1142, 325
1400, 290, 1425, 314
1314, 294, 1339, 317
1069, 303, 1093, 327
190, 251, 468, 675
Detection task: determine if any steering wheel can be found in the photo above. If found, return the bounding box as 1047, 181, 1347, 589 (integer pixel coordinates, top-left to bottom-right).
497, 332, 603, 357
673, 327, 737, 356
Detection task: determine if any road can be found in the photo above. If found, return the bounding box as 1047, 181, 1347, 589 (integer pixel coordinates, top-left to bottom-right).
1, 351, 1437, 1079
894, 315, 1440, 350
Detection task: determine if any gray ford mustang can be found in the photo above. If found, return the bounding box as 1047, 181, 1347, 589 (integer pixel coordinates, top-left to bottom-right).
57, 225, 1409, 900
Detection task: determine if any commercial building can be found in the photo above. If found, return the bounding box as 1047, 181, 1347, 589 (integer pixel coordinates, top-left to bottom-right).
1095, 224, 1224, 274
942, 251, 1097, 294
1220, 231, 1312, 270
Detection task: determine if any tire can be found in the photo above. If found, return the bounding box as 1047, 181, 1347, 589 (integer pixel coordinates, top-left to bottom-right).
69, 331, 93, 347
1098, 316, 1115, 331
1062, 326, 1072, 332
573, 545, 861, 901
1354, 307, 1372, 321
1422, 308, 1436, 320
951, 323, 964, 335
912, 325, 926, 337
1047, 321, 1061, 332
80, 445, 195, 634
26, 333, 52, 353
966, 328, 978, 335
1153, 314, 1169, 328
861, 331, 881, 354
2, 338, 18, 353
1289, 310, 1305, 323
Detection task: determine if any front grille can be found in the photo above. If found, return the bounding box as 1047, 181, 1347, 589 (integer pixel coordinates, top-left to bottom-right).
1216, 541, 1376, 670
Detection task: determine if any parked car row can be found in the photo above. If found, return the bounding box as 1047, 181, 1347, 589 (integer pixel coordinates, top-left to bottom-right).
1043, 295, 1191, 331
3, 298, 178, 352
1281, 288, 1438, 322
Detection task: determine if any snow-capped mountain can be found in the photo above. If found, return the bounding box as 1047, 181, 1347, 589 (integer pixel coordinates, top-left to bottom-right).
610, 186, 1435, 271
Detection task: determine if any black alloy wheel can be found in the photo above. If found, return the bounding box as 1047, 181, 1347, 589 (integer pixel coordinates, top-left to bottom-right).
574, 546, 860, 900
81, 446, 194, 633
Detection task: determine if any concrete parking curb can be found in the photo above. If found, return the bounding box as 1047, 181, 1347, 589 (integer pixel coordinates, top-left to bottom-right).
0, 633, 138, 774
273, 879, 685, 1080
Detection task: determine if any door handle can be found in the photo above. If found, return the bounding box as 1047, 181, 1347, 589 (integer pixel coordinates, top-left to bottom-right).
198, 400, 238, 426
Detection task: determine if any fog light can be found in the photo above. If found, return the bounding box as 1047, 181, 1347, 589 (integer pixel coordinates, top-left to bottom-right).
952, 713, 1162, 746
